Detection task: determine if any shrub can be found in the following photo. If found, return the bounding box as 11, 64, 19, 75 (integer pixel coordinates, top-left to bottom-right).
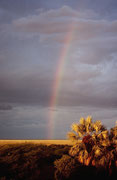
0, 144, 70, 180
54, 155, 79, 180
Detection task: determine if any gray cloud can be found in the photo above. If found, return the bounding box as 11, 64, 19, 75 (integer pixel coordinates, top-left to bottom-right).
12, 6, 117, 67
0, 71, 53, 105
0, 104, 13, 110
12, 6, 117, 37
0, 4, 117, 107
0, 105, 117, 139
0, 2, 117, 139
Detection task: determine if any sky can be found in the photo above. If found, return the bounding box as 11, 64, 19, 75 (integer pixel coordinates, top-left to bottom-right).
0, 0, 117, 139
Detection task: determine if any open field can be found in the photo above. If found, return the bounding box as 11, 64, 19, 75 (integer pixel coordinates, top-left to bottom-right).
0, 139, 74, 145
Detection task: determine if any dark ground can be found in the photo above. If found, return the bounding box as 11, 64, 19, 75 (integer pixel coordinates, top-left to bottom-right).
0, 143, 70, 180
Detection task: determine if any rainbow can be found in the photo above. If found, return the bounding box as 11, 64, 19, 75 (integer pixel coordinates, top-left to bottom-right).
48, 23, 76, 139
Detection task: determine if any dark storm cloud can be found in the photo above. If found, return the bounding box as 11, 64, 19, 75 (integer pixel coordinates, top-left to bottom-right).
0, 3, 117, 108
0, 1, 117, 139
0, 0, 117, 24
0, 72, 53, 105
0, 105, 117, 139
0, 104, 13, 110
0, 0, 46, 23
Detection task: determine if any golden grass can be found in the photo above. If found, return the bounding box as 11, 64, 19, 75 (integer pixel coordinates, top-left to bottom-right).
0, 139, 73, 145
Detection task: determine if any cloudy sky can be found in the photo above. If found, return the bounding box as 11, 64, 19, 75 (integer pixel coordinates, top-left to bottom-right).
0, 0, 117, 139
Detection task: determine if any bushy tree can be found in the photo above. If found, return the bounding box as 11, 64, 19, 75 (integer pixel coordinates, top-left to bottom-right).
69, 117, 117, 173
54, 116, 117, 179
67, 116, 106, 142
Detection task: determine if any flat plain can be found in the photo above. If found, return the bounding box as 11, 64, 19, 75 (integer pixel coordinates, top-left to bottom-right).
0, 139, 74, 145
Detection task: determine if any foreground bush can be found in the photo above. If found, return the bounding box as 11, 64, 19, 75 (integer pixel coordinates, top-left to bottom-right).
54, 155, 79, 180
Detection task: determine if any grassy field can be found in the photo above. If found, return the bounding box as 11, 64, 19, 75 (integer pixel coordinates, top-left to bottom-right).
0, 140, 74, 145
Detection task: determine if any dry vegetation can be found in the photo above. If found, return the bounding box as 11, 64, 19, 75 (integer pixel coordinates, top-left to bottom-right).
0, 140, 73, 146
0, 116, 117, 180
0, 143, 70, 180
